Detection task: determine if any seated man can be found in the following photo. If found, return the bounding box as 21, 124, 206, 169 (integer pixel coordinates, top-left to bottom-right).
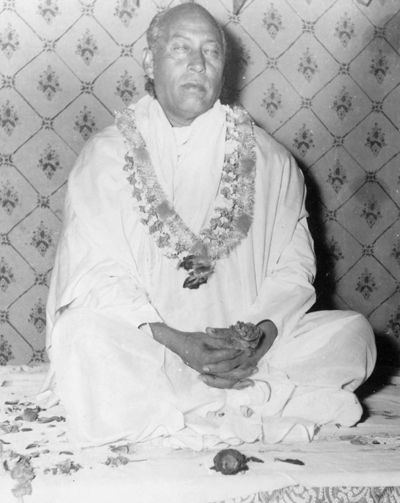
43, 3, 376, 448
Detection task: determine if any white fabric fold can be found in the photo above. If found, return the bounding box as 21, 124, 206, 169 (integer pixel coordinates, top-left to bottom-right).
43, 96, 376, 448
134, 95, 226, 233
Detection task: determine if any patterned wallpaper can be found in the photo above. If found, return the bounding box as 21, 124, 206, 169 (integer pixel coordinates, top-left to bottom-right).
0, 0, 399, 366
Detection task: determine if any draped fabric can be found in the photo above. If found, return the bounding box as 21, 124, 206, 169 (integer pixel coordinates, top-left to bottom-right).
42, 96, 376, 448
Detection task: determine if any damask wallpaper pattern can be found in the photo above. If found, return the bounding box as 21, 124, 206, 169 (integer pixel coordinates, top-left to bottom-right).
0, 0, 399, 365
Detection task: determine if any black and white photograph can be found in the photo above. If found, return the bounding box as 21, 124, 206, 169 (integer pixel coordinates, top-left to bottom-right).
0, 0, 399, 501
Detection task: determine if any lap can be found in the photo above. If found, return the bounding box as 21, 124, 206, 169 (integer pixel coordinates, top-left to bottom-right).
47, 307, 375, 445
264, 309, 376, 390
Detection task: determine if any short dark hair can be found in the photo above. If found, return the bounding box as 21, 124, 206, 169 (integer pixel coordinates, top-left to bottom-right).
146, 4, 226, 55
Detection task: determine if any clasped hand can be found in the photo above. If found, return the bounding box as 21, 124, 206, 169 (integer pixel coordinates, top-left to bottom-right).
180, 329, 257, 390
150, 321, 277, 390
183, 321, 276, 390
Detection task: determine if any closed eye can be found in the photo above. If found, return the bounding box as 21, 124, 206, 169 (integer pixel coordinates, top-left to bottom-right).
203, 44, 222, 58
171, 42, 190, 53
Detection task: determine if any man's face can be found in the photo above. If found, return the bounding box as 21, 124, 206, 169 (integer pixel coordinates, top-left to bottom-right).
146, 8, 225, 127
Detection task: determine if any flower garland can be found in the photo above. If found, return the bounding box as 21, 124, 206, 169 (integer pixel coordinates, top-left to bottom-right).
115, 104, 256, 289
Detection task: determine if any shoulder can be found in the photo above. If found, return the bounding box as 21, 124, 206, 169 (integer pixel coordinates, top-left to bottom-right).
228, 104, 293, 169
70, 122, 128, 181
253, 124, 293, 168
254, 125, 303, 179
252, 123, 306, 205
68, 121, 131, 205
78, 123, 127, 166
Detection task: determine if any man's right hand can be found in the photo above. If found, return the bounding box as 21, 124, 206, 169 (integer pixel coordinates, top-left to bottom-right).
149, 322, 243, 374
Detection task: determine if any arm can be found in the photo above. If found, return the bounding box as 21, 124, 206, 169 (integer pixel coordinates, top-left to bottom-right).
198, 152, 315, 388
46, 130, 162, 353
245, 151, 316, 342
149, 322, 244, 377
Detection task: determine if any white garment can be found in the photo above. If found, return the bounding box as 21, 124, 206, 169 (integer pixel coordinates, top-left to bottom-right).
44, 96, 376, 448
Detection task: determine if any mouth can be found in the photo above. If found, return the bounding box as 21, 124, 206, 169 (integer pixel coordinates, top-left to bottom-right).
181, 82, 207, 93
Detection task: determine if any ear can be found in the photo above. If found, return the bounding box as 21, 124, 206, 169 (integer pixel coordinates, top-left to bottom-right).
143, 48, 155, 79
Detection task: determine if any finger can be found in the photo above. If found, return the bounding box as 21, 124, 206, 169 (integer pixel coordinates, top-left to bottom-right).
204, 336, 235, 350
212, 366, 258, 381
199, 374, 237, 389
232, 379, 255, 390
204, 348, 243, 364
203, 353, 248, 373
205, 327, 233, 338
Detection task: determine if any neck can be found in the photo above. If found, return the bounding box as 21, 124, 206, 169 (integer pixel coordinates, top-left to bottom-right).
168, 115, 195, 127
158, 102, 218, 128
162, 109, 197, 127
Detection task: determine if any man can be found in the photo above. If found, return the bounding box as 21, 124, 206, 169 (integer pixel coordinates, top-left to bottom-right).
44, 3, 376, 448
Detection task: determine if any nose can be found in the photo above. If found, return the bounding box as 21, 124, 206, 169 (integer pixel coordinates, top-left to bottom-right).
188, 49, 206, 72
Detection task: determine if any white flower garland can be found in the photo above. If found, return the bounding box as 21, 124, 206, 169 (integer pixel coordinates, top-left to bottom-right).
116, 104, 256, 288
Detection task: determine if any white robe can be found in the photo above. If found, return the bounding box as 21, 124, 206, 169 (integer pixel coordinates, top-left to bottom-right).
43, 96, 376, 448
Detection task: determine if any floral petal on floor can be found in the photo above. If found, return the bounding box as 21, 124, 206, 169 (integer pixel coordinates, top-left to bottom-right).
1, 365, 399, 503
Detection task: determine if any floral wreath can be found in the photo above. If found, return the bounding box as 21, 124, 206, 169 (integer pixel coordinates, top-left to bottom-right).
115, 103, 256, 289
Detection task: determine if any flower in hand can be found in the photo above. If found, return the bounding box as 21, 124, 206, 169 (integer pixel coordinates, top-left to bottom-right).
201, 320, 278, 390
226, 321, 263, 353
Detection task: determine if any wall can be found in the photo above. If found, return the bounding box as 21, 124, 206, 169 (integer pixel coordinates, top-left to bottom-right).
0, 0, 399, 365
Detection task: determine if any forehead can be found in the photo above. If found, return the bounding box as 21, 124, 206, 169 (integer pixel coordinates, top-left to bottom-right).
163, 9, 223, 45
